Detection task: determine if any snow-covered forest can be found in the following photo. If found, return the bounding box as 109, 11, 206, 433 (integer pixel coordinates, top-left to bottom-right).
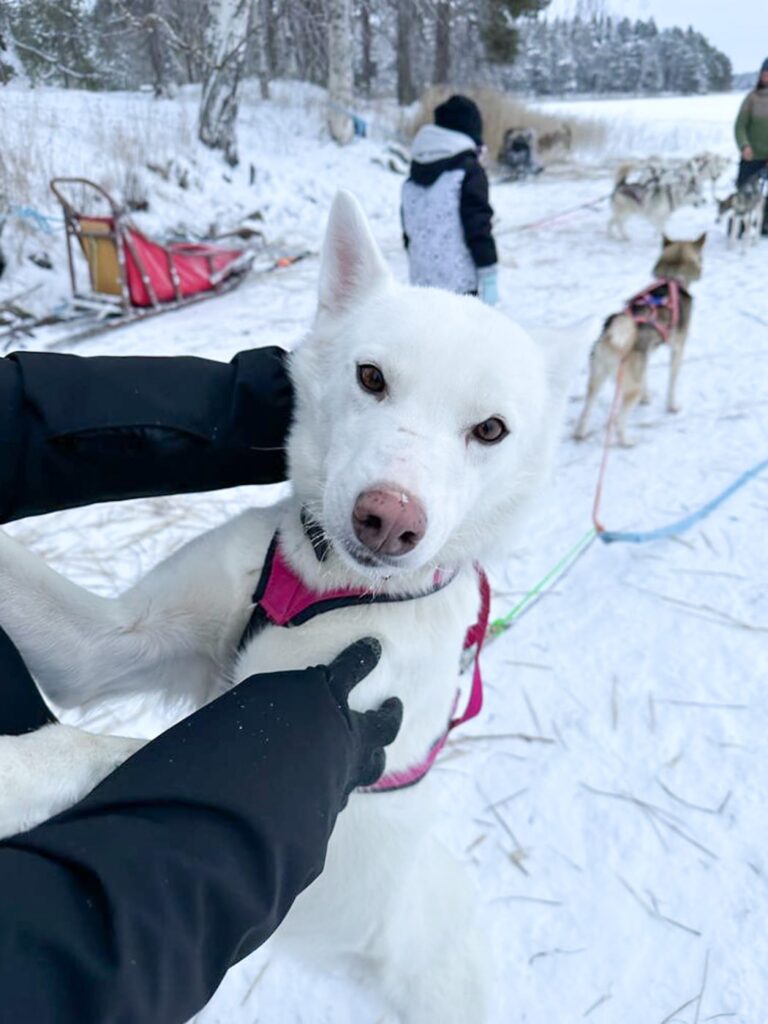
502, 17, 733, 95
1, 1, 734, 103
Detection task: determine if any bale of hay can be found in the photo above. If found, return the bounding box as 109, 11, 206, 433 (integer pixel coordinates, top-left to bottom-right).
403, 86, 606, 166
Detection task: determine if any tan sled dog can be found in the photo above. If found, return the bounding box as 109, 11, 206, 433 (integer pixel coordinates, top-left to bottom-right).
573, 233, 706, 446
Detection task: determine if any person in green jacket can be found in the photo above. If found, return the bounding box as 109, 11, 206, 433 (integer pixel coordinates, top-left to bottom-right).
734, 57, 768, 234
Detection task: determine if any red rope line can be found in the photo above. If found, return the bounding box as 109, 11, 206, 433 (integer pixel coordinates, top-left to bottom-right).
498, 193, 611, 236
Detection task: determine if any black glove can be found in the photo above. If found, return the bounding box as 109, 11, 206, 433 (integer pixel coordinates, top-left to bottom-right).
322, 637, 403, 796
0, 638, 403, 1024
0, 628, 402, 793
0, 625, 57, 736
0, 627, 402, 798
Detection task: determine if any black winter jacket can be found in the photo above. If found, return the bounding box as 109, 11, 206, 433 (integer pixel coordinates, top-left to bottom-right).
401, 125, 497, 293
0, 348, 395, 1023
0, 347, 292, 522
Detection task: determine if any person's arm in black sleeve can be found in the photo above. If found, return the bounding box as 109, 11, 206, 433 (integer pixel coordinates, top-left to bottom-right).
0, 346, 293, 524
0, 345, 405, 1021
459, 160, 498, 268
0, 638, 402, 1024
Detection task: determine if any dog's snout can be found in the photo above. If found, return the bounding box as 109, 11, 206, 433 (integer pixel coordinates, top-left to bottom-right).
352, 488, 427, 556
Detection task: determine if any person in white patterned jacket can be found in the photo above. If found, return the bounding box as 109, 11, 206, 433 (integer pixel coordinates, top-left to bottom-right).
401, 95, 499, 305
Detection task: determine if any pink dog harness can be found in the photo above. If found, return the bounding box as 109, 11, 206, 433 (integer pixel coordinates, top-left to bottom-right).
365, 568, 490, 793
625, 277, 685, 343
240, 531, 490, 792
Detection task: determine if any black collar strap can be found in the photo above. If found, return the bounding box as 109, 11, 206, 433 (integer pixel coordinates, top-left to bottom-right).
300, 508, 331, 563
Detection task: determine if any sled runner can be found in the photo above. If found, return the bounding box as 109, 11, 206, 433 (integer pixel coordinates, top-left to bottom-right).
50, 177, 254, 313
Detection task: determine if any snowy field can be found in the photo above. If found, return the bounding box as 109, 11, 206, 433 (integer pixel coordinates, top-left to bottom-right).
2, 86, 768, 1023
537, 92, 744, 159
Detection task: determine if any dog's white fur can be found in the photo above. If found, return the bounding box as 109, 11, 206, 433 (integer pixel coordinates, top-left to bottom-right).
0, 192, 573, 1022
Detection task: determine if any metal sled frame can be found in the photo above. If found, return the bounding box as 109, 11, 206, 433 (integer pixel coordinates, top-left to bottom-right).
50, 177, 251, 314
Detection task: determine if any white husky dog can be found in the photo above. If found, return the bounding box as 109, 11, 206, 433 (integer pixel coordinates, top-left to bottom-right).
0, 192, 572, 1022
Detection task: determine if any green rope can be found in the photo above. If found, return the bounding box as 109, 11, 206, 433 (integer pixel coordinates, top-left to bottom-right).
488, 526, 598, 638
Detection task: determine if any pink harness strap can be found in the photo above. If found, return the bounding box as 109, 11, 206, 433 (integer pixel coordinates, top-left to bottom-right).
260, 542, 373, 625
243, 533, 490, 793
239, 534, 456, 647
364, 566, 491, 793
625, 277, 682, 344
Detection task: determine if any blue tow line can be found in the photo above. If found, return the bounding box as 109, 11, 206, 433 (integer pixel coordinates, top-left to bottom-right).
483, 455, 768, 647
8, 205, 63, 235
599, 456, 768, 545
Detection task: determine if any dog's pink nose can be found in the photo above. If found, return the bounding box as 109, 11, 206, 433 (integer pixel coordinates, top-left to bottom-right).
352, 488, 427, 556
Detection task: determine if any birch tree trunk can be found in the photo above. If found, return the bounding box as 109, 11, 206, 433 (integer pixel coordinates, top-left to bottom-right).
198, 0, 252, 166
327, 0, 354, 145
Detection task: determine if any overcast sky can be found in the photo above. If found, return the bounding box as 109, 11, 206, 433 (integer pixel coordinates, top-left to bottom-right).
547, 0, 762, 74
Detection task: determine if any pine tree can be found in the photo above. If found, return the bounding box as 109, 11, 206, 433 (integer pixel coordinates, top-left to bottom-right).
505, 11, 730, 97
483, 0, 551, 65
0, 5, 24, 84
9, 0, 98, 87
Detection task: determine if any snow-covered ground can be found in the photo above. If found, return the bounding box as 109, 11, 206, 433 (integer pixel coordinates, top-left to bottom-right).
2, 85, 767, 1023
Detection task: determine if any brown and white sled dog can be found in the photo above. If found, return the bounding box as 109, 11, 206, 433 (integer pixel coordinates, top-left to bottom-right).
573, 233, 705, 447
0, 193, 574, 1022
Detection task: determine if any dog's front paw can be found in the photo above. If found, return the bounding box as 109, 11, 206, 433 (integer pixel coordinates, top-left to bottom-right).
666, 402, 681, 414
572, 421, 589, 441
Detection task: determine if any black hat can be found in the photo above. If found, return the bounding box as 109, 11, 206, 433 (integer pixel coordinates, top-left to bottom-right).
762, 57, 768, 73
434, 95, 483, 146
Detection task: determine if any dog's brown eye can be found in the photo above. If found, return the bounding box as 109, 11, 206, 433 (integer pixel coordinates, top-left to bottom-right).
357, 363, 386, 395
471, 417, 507, 444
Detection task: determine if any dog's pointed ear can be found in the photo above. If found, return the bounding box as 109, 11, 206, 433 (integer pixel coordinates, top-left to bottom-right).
694, 232, 707, 248
317, 191, 391, 322
661, 233, 672, 247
